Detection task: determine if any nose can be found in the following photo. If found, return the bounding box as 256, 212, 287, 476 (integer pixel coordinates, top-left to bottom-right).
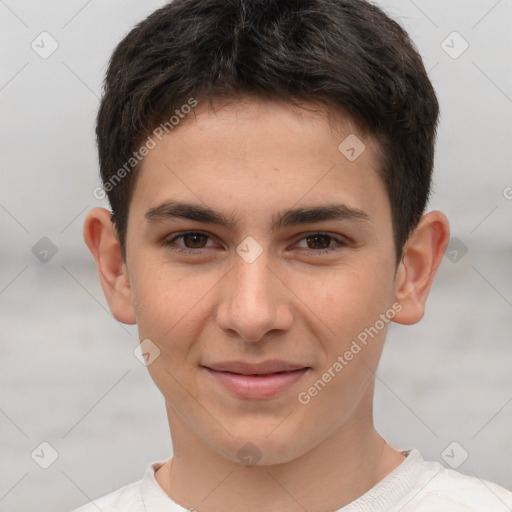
215, 250, 293, 343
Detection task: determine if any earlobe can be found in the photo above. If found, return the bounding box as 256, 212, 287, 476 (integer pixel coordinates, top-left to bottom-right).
83, 208, 136, 325
393, 211, 450, 325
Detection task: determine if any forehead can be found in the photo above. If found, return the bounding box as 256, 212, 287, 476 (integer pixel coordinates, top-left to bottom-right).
129, 97, 389, 229
166, 96, 373, 159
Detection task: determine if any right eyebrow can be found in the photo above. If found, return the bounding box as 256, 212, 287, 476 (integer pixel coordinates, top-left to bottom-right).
145, 200, 239, 230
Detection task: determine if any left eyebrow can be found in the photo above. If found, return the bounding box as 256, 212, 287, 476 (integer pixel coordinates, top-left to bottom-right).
144, 200, 370, 231
271, 204, 370, 230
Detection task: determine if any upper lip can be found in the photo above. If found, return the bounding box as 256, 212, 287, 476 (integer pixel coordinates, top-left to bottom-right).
202, 360, 309, 375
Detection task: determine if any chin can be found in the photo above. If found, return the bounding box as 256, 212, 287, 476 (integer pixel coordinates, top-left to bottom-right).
214, 429, 308, 467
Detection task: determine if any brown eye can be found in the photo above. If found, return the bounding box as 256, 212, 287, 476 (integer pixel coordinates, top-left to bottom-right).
180, 233, 209, 248
305, 234, 332, 250
162, 231, 216, 254
294, 232, 347, 255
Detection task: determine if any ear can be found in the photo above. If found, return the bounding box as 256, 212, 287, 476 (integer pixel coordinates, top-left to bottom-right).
83, 207, 136, 324
393, 211, 450, 325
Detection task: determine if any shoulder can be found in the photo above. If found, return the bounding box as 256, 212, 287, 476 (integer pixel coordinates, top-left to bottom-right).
397, 456, 512, 511
70, 459, 169, 512
71, 478, 143, 512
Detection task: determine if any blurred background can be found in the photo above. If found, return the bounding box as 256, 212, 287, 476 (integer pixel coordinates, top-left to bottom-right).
0, 0, 511, 510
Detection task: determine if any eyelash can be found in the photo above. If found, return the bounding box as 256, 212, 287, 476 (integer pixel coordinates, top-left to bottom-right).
162, 231, 348, 256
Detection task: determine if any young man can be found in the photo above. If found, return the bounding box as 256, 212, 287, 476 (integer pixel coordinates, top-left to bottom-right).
77, 0, 512, 510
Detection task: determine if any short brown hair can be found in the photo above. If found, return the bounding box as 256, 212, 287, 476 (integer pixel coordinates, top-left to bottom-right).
96, 0, 439, 262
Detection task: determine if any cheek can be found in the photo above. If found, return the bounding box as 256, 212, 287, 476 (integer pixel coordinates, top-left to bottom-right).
295, 267, 393, 414
292, 262, 394, 342
130, 265, 214, 404
130, 262, 217, 348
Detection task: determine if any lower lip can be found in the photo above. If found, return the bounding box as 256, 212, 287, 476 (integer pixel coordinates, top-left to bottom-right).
203, 367, 309, 399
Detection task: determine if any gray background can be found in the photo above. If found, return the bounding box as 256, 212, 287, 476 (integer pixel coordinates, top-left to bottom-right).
1, 0, 511, 510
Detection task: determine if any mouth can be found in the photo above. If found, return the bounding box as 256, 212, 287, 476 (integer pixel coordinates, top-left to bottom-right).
201, 361, 310, 399
201, 359, 309, 375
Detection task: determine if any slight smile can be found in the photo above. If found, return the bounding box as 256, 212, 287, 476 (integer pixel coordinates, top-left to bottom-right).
201, 360, 311, 399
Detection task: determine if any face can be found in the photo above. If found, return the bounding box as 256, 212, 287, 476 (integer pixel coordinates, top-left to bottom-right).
124, 97, 399, 465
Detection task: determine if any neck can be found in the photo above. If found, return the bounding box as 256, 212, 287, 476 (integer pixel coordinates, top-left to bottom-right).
155, 404, 405, 512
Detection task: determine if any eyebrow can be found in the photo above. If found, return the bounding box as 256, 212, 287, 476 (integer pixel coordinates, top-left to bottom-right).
144, 200, 370, 231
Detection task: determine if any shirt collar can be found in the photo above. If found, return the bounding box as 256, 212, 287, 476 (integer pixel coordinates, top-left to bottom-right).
140, 449, 424, 511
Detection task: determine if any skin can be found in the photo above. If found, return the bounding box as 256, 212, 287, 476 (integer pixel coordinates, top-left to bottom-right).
84, 97, 450, 512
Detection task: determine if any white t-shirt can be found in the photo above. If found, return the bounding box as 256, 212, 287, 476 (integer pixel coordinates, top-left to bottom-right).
72, 449, 512, 511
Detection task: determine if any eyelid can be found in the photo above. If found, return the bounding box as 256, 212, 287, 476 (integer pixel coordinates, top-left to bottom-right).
164, 230, 218, 248
292, 232, 349, 255
163, 230, 349, 256
292, 230, 348, 241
